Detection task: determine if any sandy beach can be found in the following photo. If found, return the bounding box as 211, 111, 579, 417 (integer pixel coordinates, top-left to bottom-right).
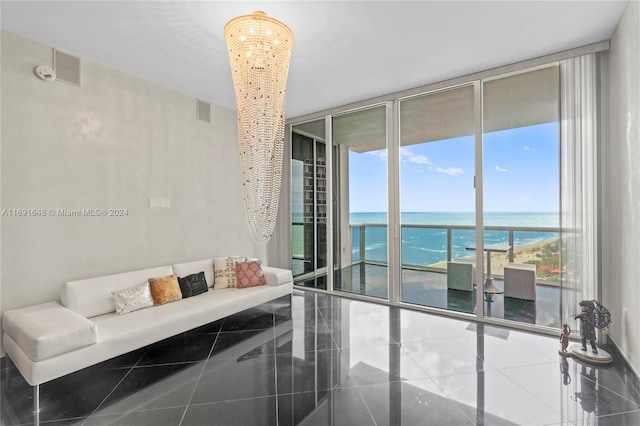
430, 239, 559, 278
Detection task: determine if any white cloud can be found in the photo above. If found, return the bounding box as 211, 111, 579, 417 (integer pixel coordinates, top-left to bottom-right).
524, 146, 536, 152
436, 167, 464, 176
495, 166, 508, 172
400, 147, 433, 165
367, 150, 387, 160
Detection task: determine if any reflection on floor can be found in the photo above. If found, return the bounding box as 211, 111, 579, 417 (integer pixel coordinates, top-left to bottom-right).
327, 263, 561, 328
3, 291, 639, 425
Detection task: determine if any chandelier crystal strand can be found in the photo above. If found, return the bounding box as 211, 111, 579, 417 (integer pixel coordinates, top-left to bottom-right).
224, 11, 294, 245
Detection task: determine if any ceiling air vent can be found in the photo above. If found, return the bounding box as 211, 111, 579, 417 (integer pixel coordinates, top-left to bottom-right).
196, 99, 211, 123
54, 49, 81, 86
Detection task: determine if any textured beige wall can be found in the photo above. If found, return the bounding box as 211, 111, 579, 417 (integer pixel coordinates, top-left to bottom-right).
0, 31, 260, 353
604, 0, 640, 375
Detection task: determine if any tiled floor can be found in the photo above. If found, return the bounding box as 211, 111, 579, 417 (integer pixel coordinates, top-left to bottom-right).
2, 291, 639, 425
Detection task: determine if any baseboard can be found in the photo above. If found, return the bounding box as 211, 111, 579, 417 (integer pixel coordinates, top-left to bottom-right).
605, 335, 640, 396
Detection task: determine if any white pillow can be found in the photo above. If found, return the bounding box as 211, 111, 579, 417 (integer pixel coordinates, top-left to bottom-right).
111, 283, 154, 315
213, 256, 246, 289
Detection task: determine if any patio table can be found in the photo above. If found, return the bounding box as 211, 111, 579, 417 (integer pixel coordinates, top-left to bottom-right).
465, 243, 511, 301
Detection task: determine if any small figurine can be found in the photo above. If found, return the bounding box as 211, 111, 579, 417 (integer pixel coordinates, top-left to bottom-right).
573, 299, 612, 355
559, 323, 571, 354
574, 300, 599, 354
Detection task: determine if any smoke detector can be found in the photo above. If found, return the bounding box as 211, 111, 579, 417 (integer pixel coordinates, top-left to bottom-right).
33, 65, 56, 82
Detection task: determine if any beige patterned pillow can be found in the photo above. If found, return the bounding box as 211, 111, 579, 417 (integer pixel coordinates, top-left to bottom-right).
111, 283, 154, 315
213, 256, 246, 289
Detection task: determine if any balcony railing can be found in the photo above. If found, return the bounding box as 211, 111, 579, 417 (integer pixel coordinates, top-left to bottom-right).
350, 223, 560, 283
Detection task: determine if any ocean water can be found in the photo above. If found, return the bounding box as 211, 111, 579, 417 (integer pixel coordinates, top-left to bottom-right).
351, 212, 559, 266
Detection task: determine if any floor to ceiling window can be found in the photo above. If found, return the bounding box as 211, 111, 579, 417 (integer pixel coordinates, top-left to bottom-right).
481, 65, 560, 327
332, 105, 388, 299
398, 85, 476, 314
288, 53, 600, 333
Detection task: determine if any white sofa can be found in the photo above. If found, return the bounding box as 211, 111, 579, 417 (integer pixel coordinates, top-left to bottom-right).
2, 258, 294, 413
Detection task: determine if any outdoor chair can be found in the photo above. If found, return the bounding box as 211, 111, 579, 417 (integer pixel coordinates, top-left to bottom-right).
447, 260, 475, 291
504, 262, 537, 301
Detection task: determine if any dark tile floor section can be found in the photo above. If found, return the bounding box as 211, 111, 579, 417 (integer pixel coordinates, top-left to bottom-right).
2, 292, 639, 425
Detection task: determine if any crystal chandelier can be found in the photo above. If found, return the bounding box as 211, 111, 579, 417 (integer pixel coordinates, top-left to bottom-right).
224, 11, 295, 245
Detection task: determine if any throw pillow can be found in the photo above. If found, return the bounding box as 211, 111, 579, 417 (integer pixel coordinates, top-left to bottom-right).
148, 275, 182, 305
235, 260, 266, 288
111, 283, 154, 315
213, 256, 246, 289
178, 271, 209, 298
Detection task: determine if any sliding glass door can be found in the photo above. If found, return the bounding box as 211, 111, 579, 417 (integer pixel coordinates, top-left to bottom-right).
399, 85, 476, 314
481, 66, 560, 326
332, 105, 388, 299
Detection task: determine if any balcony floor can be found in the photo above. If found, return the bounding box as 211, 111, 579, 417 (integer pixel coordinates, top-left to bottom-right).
323, 263, 560, 328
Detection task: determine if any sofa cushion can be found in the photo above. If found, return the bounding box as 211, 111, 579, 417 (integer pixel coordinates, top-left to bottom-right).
213, 256, 246, 289
148, 275, 182, 305
172, 259, 214, 288
235, 261, 266, 288
2, 302, 97, 362
177, 272, 209, 298
262, 266, 294, 286
111, 283, 154, 315
62, 265, 174, 318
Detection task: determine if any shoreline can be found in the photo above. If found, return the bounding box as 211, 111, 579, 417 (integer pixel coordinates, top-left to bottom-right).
429, 238, 558, 277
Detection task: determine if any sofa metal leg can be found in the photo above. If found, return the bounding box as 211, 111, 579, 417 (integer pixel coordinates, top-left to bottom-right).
33, 384, 40, 413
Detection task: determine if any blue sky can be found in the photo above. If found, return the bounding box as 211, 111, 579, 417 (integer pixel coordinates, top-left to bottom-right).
349, 122, 560, 213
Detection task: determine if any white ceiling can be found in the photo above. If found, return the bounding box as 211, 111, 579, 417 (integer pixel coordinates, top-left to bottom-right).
0, 1, 628, 119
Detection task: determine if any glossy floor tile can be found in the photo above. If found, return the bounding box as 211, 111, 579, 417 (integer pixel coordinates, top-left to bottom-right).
2, 291, 639, 425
